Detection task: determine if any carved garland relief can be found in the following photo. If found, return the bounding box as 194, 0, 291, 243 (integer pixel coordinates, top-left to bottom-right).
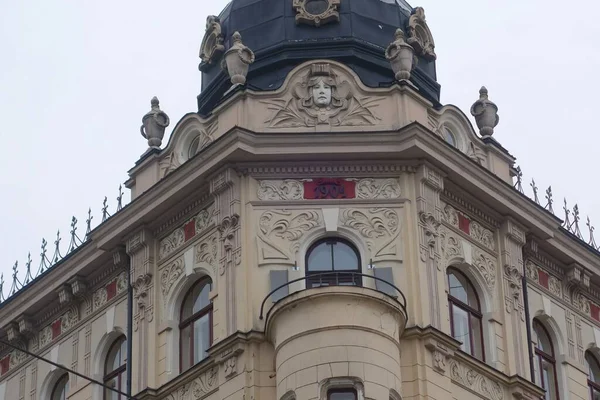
441, 203, 495, 252
449, 359, 503, 400
159, 205, 215, 260
262, 63, 381, 128
257, 178, 402, 200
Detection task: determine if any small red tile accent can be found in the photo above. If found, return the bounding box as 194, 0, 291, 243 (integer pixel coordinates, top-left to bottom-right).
0, 355, 9, 375
51, 319, 62, 339
458, 214, 470, 234
538, 269, 549, 289
591, 303, 600, 321
304, 178, 356, 200
106, 280, 117, 301
184, 220, 196, 241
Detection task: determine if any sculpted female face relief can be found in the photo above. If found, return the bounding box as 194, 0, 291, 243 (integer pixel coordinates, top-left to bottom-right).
312, 79, 332, 107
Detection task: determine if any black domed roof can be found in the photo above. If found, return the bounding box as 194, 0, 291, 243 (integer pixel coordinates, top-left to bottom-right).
198, 0, 440, 115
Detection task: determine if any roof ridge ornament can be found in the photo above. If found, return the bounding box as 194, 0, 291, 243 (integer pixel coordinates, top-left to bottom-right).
222, 32, 255, 85
199, 15, 225, 65
293, 0, 341, 27
386, 29, 415, 81
470, 86, 499, 137
406, 7, 436, 61
140, 96, 170, 148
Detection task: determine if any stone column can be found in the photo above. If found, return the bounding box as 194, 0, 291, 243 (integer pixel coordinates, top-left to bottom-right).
126, 229, 156, 393
499, 218, 528, 377
210, 169, 241, 337
415, 164, 444, 329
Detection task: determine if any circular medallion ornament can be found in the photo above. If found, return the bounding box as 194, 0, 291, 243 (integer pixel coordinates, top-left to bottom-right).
293, 0, 341, 27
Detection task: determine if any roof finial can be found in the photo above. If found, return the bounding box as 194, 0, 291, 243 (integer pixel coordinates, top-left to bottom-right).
470, 86, 499, 137
222, 32, 255, 85
385, 29, 415, 81
140, 96, 170, 148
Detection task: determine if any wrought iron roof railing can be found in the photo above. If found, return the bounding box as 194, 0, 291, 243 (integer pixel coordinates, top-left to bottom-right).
0, 185, 128, 306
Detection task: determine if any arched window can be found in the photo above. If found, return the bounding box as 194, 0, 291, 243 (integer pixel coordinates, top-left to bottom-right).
444, 126, 457, 148
327, 388, 357, 400
180, 278, 213, 372
104, 336, 127, 400
306, 238, 361, 288
533, 320, 559, 400
447, 268, 484, 360
51, 373, 69, 400
585, 351, 600, 400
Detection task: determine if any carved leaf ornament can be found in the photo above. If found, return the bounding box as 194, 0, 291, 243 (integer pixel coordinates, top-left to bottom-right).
340, 208, 400, 259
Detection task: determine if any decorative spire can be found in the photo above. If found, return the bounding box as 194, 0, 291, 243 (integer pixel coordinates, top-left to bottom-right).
588, 217, 598, 249
52, 230, 62, 264
68, 216, 82, 252
544, 186, 554, 214
530, 179, 539, 204
470, 86, 499, 137
514, 166, 524, 193
0, 273, 4, 302
85, 207, 93, 240
140, 96, 170, 148
23, 253, 33, 284
9, 261, 22, 296
117, 184, 124, 211
571, 204, 583, 239
563, 198, 571, 229
102, 196, 110, 222
38, 238, 49, 275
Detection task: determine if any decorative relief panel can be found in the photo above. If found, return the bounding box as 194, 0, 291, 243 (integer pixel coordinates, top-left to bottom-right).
262, 63, 381, 128
199, 16, 225, 65
442, 203, 495, 252
168, 366, 218, 400
406, 7, 437, 61
339, 208, 400, 260
257, 210, 322, 265
196, 235, 218, 277
473, 249, 496, 290
293, 0, 340, 27
159, 205, 215, 261
449, 359, 503, 400
160, 257, 184, 306
38, 306, 79, 348
440, 227, 464, 264
257, 178, 401, 201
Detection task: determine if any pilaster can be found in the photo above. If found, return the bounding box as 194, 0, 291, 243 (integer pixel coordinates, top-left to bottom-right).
415, 164, 444, 329
499, 218, 528, 377
126, 230, 156, 393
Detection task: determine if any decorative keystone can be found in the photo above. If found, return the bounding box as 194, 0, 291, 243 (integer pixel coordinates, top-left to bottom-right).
470, 86, 499, 137
222, 32, 255, 85
140, 97, 170, 148
385, 29, 415, 81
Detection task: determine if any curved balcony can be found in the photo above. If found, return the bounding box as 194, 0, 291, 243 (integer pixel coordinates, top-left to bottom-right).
260, 272, 408, 400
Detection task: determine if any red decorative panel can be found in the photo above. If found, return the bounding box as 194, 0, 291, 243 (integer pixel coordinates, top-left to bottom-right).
303, 178, 356, 200
106, 280, 117, 301
51, 319, 62, 339
458, 214, 470, 234
184, 220, 196, 241
591, 303, 600, 321
0, 355, 9, 375
538, 269, 549, 289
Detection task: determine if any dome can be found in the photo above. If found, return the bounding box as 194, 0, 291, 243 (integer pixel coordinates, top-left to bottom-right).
197, 0, 440, 115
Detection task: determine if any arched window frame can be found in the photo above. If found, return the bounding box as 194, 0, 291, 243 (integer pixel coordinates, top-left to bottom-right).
447, 267, 485, 361
533, 320, 559, 400
179, 277, 213, 372
103, 335, 127, 400
585, 351, 600, 399
305, 237, 362, 288
50, 373, 69, 400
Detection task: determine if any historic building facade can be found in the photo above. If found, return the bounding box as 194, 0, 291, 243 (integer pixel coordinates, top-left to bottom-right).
2, 1, 600, 400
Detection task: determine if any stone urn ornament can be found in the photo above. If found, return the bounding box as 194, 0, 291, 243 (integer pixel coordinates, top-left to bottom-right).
222, 32, 255, 85
140, 96, 170, 148
470, 86, 499, 137
385, 29, 415, 81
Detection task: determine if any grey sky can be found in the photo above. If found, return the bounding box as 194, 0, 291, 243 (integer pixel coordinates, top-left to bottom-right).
1, 0, 598, 290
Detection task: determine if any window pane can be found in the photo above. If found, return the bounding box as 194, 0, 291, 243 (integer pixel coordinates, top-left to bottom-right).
51, 374, 69, 400
328, 390, 357, 400
105, 377, 119, 400
592, 387, 600, 400
333, 243, 359, 271
534, 322, 553, 356
586, 352, 600, 383
193, 314, 211, 364
106, 337, 126, 374
470, 314, 483, 360
308, 243, 333, 271
193, 283, 211, 314
181, 325, 192, 371
448, 272, 468, 304
451, 305, 472, 355
541, 358, 556, 400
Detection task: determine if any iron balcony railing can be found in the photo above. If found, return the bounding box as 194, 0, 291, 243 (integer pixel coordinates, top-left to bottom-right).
259, 271, 408, 329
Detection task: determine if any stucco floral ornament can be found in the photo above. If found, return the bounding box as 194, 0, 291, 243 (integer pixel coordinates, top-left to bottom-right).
470, 86, 499, 137
222, 32, 255, 85
293, 0, 341, 27
140, 97, 170, 148
263, 63, 381, 127
386, 29, 415, 81
199, 15, 225, 65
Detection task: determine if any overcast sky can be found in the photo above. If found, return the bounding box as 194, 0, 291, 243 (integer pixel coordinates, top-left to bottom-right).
1, 0, 598, 297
